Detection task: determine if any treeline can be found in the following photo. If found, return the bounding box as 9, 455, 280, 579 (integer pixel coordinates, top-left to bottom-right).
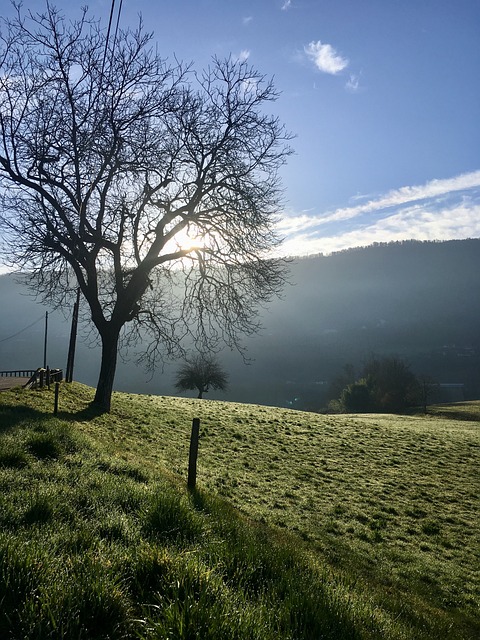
294, 237, 464, 260
326, 356, 422, 413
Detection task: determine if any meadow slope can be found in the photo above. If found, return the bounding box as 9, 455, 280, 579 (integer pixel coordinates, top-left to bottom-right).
0, 383, 478, 639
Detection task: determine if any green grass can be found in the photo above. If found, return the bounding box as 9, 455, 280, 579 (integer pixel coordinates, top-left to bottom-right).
0, 384, 478, 639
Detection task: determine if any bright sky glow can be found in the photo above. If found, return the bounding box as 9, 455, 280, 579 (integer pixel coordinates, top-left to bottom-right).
1, 0, 479, 258
168, 224, 205, 255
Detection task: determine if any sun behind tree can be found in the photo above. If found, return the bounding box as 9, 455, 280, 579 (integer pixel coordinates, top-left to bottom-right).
0, 3, 292, 412
175, 356, 228, 399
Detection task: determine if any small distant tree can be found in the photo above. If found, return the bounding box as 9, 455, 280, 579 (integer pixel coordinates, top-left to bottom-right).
175, 355, 228, 399
418, 375, 438, 414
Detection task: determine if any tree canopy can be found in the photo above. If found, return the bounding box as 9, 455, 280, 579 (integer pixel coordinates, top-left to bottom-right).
334, 356, 420, 414
0, 3, 292, 410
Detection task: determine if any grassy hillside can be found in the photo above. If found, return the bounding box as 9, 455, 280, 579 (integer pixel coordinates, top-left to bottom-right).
0, 384, 478, 639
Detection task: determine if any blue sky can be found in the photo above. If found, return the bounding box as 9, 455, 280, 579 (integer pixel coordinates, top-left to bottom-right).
2, 0, 480, 256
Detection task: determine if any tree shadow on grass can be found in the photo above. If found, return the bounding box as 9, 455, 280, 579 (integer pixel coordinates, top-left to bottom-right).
57, 402, 107, 422
428, 403, 480, 422
0, 405, 48, 433
0, 400, 107, 433
188, 487, 211, 512
431, 408, 480, 422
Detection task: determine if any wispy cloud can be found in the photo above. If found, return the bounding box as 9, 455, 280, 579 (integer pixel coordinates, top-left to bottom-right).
319, 171, 480, 224
277, 171, 480, 256
281, 0, 292, 10
345, 73, 360, 92
304, 40, 348, 75
242, 16, 253, 26
276, 213, 320, 235
236, 49, 250, 62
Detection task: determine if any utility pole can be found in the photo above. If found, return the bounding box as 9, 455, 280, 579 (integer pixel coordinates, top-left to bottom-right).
66, 288, 81, 383
43, 311, 48, 369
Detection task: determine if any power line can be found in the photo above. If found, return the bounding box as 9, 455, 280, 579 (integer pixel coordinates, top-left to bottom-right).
0, 315, 45, 344
112, 0, 124, 57
101, 0, 117, 77
101, 0, 124, 77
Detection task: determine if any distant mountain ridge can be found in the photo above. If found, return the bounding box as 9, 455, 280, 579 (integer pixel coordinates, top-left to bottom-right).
1, 238, 479, 409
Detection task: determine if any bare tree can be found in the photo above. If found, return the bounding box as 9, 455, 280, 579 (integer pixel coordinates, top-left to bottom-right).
0, 3, 293, 410
175, 355, 228, 399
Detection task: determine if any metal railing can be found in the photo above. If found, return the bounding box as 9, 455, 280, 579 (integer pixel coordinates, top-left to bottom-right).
24, 368, 63, 389
0, 368, 63, 389
0, 369, 37, 377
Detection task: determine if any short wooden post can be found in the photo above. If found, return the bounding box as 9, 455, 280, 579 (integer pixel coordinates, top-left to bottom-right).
54, 382, 60, 415
46, 366, 50, 390
187, 418, 200, 490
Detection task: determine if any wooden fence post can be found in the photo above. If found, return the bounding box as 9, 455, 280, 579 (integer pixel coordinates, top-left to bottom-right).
54, 382, 60, 416
187, 418, 200, 490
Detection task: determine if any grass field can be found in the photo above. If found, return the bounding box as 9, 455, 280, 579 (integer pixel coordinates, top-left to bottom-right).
0, 383, 478, 639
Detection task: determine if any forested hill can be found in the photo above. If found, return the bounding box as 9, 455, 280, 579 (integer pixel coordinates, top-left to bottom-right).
249, 238, 480, 408
1, 238, 479, 409
277, 238, 480, 351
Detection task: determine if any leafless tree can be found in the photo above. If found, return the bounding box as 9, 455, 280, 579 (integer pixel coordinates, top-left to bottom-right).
175, 354, 228, 399
0, 3, 293, 410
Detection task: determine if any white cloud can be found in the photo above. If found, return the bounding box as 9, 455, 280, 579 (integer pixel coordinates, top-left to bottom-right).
277, 171, 480, 257
304, 40, 349, 75
242, 16, 253, 26
237, 49, 250, 62
276, 213, 320, 235
282, 0, 292, 10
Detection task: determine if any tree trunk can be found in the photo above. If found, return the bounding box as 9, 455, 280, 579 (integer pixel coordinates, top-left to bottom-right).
93, 329, 120, 412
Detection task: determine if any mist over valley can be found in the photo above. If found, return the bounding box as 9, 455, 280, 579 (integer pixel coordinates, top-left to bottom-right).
1, 238, 479, 411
